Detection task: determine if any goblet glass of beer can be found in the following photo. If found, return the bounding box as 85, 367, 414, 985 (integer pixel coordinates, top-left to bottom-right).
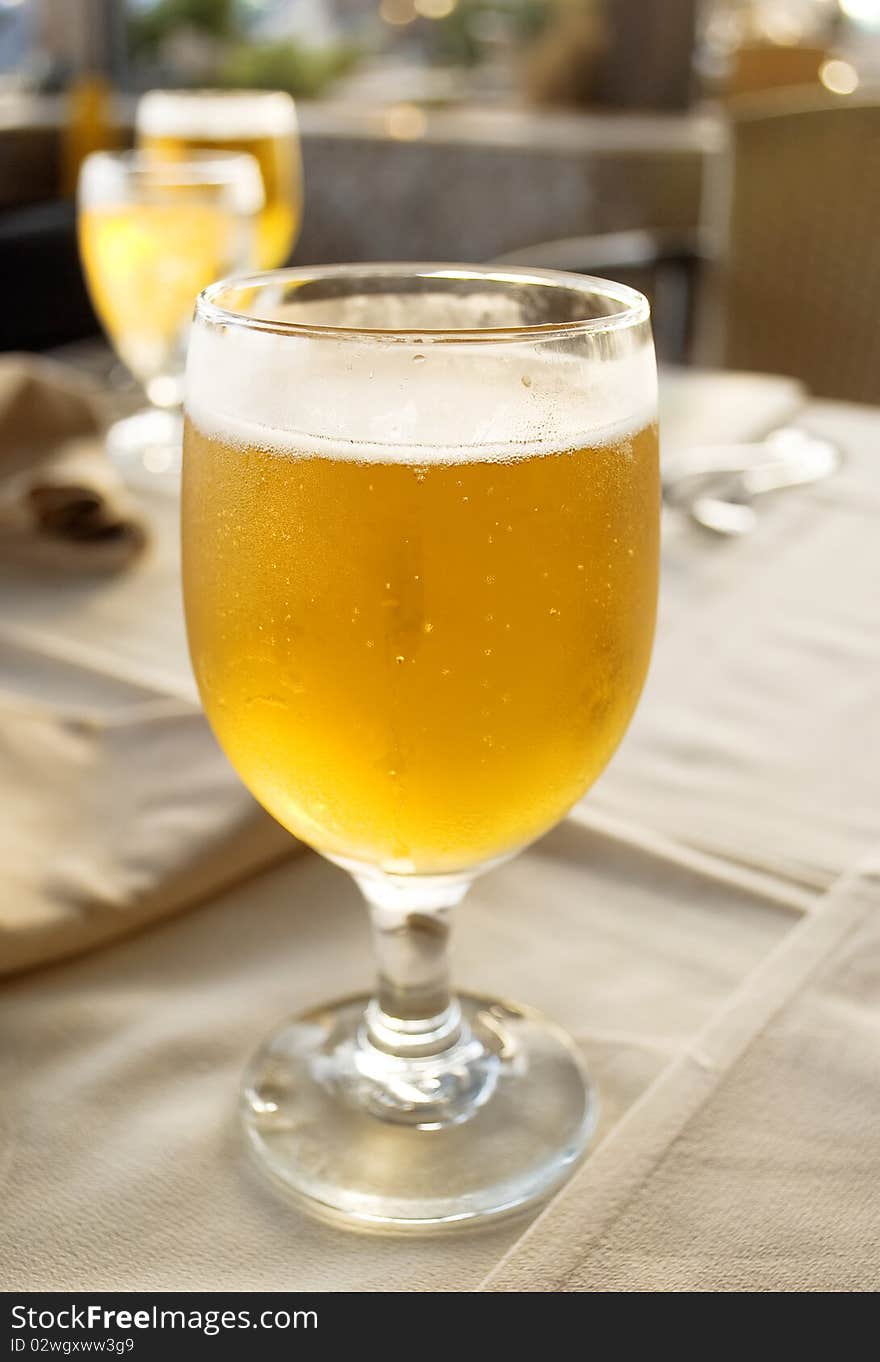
136, 89, 302, 270
78, 149, 262, 478
183, 265, 659, 1230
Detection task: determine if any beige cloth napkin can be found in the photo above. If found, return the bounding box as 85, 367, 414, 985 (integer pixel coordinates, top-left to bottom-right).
482, 863, 880, 1292
0, 354, 295, 977
0, 653, 292, 977
0, 355, 148, 571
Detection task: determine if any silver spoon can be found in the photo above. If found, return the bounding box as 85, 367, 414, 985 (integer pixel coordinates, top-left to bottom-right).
666, 429, 841, 536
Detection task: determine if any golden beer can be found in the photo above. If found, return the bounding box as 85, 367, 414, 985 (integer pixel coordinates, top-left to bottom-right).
183, 266, 660, 1229
138, 91, 302, 269
182, 419, 659, 874
79, 202, 238, 384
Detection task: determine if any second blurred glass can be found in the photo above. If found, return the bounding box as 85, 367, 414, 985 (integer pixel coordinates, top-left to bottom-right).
78, 149, 262, 479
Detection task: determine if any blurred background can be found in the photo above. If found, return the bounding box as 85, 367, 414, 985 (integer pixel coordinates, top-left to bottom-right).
0, 0, 878, 398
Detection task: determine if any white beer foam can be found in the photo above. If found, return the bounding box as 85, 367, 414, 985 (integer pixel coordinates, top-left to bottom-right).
186, 316, 657, 465
138, 90, 297, 140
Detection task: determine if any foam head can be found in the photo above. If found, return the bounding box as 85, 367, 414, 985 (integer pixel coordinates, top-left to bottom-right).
186, 270, 657, 465
137, 89, 298, 141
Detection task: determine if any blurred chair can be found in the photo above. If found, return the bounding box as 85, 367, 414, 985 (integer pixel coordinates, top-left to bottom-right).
495, 226, 705, 366
496, 92, 880, 403
0, 120, 100, 353
0, 201, 98, 352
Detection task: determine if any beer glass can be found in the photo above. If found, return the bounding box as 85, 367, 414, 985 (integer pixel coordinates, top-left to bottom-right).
183, 265, 659, 1230
137, 89, 302, 270
78, 150, 262, 477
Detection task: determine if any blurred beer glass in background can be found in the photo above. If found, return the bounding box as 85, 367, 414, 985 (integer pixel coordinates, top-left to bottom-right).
77, 149, 263, 477
137, 90, 303, 271
182, 264, 659, 1230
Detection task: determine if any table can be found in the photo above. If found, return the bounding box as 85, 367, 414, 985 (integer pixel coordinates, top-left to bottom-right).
1, 372, 878, 1291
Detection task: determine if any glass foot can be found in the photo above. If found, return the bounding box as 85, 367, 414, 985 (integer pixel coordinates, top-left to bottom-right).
106, 408, 183, 490
241, 992, 597, 1233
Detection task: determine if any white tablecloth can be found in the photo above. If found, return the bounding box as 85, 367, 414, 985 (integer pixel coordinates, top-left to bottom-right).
1, 372, 878, 1291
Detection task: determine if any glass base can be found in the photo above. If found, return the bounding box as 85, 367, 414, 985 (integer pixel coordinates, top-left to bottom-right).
106, 408, 182, 490
241, 992, 597, 1233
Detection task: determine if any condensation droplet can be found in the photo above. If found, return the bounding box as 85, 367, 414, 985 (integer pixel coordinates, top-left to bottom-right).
423, 621, 434, 633
521, 374, 532, 388
395, 655, 405, 664
412, 353, 426, 364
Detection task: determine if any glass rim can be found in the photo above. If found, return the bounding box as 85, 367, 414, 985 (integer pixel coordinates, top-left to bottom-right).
80, 147, 264, 186
195, 263, 651, 346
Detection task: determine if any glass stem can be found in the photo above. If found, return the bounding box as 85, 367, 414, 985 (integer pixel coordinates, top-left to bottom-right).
353, 869, 472, 1059
332, 866, 501, 1127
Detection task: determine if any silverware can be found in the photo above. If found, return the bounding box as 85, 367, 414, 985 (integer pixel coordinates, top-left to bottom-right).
663, 428, 841, 536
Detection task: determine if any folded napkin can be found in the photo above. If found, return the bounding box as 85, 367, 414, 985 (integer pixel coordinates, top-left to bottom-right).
0, 355, 148, 571
0, 648, 293, 977
0, 355, 294, 977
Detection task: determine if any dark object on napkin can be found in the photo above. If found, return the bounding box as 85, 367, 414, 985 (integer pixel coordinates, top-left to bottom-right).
0, 354, 148, 571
